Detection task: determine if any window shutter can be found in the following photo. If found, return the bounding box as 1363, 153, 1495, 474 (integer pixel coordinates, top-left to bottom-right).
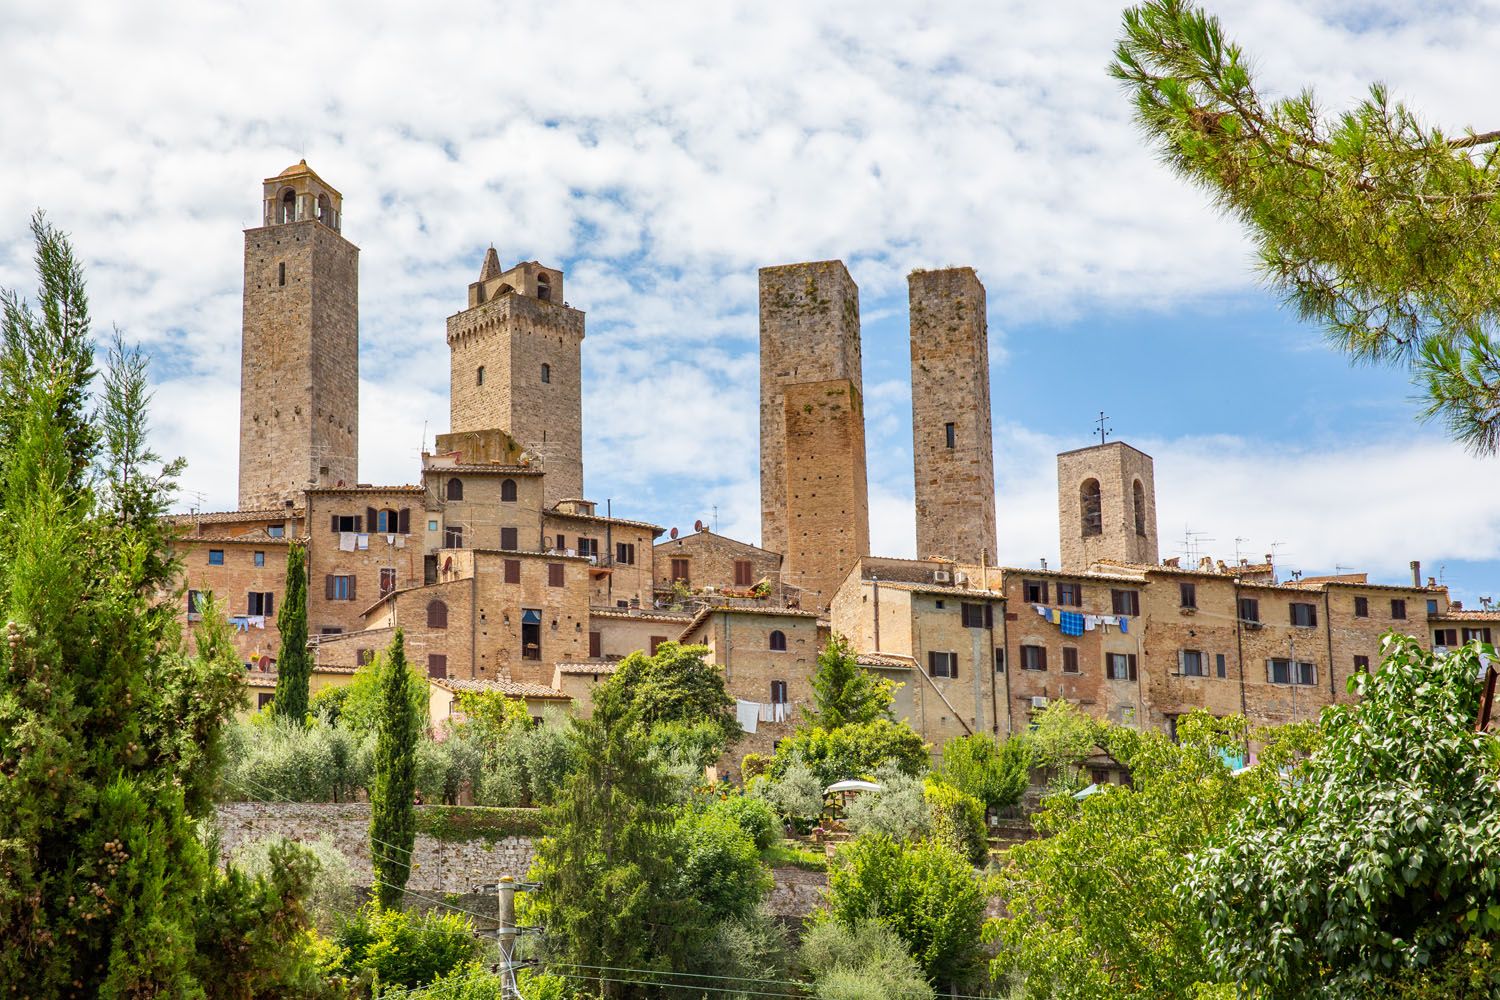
399, 507, 410, 534
985, 604, 994, 628
1041, 582, 1050, 604
1177, 649, 1185, 675
1074, 586, 1084, 608
1486, 629, 1494, 644
951, 651, 959, 680
1039, 647, 1048, 671
928, 651, 936, 675
1127, 654, 1137, 680
265, 593, 274, 617
366, 507, 376, 531
331, 514, 339, 533
325, 575, 335, 600
1266, 659, 1275, 683
348, 575, 356, 601
589, 632, 601, 658
504, 559, 521, 584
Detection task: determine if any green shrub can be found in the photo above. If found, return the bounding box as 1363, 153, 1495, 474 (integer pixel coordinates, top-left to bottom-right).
230, 834, 356, 934
673, 809, 774, 924
683, 906, 791, 997
223, 718, 369, 802
476, 719, 575, 807
844, 765, 930, 843
326, 905, 479, 989
800, 920, 935, 1000
709, 793, 781, 850
752, 756, 824, 830
769, 719, 929, 786
937, 732, 1032, 813
924, 779, 987, 865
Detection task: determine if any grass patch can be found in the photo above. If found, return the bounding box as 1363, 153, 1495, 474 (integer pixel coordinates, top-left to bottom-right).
762, 841, 828, 872
416, 806, 543, 842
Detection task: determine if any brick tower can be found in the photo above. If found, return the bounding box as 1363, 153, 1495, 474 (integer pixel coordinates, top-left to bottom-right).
759, 260, 866, 555
908, 267, 996, 564
238, 160, 359, 509
447, 252, 584, 506
1057, 441, 1159, 571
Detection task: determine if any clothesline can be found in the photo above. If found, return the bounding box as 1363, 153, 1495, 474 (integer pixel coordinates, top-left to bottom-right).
1034, 604, 1130, 637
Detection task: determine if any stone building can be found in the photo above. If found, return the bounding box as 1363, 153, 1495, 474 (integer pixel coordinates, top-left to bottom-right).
447, 253, 584, 505
908, 267, 996, 565
653, 528, 788, 603
238, 161, 359, 509
1058, 441, 1159, 571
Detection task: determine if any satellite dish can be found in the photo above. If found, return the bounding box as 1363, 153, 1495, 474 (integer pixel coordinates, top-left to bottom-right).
670, 527, 679, 539
694, 519, 704, 532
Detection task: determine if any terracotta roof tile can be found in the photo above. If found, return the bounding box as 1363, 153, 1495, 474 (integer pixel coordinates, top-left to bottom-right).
431, 676, 571, 699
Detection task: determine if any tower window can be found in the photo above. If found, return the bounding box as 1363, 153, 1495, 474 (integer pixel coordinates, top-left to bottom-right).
500, 478, 517, 502
944, 422, 955, 449
280, 188, 296, 223
536, 273, 552, 301
1080, 479, 1102, 536
1133, 479, 1147, 536
278, 262, 286, 286
769, 630, 787, 652
541, 363, 551, 384
476, 366, 485, 386
446, 478, 464, 501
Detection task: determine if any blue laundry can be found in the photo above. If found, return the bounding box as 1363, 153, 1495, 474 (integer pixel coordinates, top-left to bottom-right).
1119, 617, 1129, 634
1059, 611, 1085, 637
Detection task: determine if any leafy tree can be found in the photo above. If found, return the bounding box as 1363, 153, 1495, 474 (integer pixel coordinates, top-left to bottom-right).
1029, 699, 1101, 792
1112, 0, 1500, 451
1188, 636, 1500, 997
769, 718, 929, 786
339, 644, 428, 737
843, 764, 931, 843
526, 681, 702, 998
272, 541, 310, 722
924, 780, 987, 866
231, 833, 357, 935
821, 834, 988, 987
370, 629, 422, 909
805, 634, 895, 728
604, 640, 740, 751
936, 732, 1032, 814
752, 754, 825, 830
987, 711, 1306, 999
799, 920, 935, 1000
327, 905, 479, 990
672, 808, 773, 924
707, 792, 780, 851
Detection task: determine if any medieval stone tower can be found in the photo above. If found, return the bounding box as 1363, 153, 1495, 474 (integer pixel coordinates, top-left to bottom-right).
447, 250, 584, 506
759, 260, 869, 610
1057, 441, 1159, 571
238, 160, 359, 509
908, 267, 996, 565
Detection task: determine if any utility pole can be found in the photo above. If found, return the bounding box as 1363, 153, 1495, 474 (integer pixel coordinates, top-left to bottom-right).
497, 876, 519, 999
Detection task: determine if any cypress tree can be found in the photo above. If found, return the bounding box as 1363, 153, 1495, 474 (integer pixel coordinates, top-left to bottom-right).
370, 628, 421, 909
272, 541, 309, 721
806, 634, 895, 729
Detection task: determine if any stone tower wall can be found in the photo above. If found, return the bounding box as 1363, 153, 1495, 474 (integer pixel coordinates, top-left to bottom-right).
759, 261, 864, 554
447, 292, 585, 506
1057, 441, 1159, 571
238, 218, 359, 509
908, 267, 996, 564
782, 379, 870, 612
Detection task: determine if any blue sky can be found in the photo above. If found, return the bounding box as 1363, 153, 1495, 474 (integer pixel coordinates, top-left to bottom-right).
4, 0, 1500, 603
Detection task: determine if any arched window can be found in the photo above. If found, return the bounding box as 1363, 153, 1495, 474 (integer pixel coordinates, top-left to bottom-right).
427, 600, 449, 629
536, 273, 552, 301
769, 630, 787, 651
1133, 479, 1147, 536
476, 365, 485, 386
316, 193, 331, 223
501, 478, 518, 502
446, 478, 464, 501
1080, 479, 1102, 537
541, 363, 551, 384
280, 188, 296, 223
376, 508, 399, 533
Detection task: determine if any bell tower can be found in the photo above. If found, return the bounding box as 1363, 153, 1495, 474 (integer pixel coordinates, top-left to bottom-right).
237, 160, 360, 509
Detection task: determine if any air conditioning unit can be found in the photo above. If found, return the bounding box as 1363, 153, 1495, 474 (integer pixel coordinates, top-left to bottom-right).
955, 571, 968, 586
933, 570, 952, 584
1030, 695, 1049, 709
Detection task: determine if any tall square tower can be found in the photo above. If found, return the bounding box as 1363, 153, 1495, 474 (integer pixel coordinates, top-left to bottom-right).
1057, 441, 1159, 571
908, 267, 996, 564
447, 251, 585, 506
783, 379, 871, 611
758, 260, 865, 555
238, 160, 359, 509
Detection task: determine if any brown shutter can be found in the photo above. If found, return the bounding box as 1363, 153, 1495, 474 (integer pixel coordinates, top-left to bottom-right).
650, 636, 666, 655
589, 631, 601, 658
325, 575, 335, 600
927, 651, 937, 675
951, 651, 959, 680
366, 507, 377, 531
548, 563, 564, 587
348, 576, 356, 602
1073, 586, 1083, 608
428, 654, 447, 679
265, 593, 274, 616
1038, 647, 1047, 671
1128, 654, 1138, 680
504, 559, 521, 584
1041, 582, 1050, 604
331, 514, 339, 533
399, 507, 410, 533
501, 527, 517, 550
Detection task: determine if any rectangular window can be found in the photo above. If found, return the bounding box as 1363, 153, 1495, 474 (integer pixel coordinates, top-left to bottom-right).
649, 635, 667, 655
428, 519, 439, 533
1216, 653, 1227, 678
500, 526, 518, 550
1106, 653, 1137, 680
254, 550, 266, 567
734, 559, 754, 586
258, 692, 275, 710
555, 534, 566, 552
1238, 597, 1260, 623
379, 568, 396, 597
1062, 647, 1079, 673
277, 262, 286, 286
944, 422, 956, 448
578, 537, 598, 559
1267, 658, 1317, 685
1391, 599, 1407, 620
1354, 654, 1370, 673
1463, 627, 1493, 644
1023, 579, 1049, 604
1110, 589, 1140, 616
928, 651, 958, 678
1180, 649, 1205, 677
994, 648, 1005, 673
444, 525, 465, 548
1426, 599, 1438, 615
326, 575, 355, 601
671, 558, 690, 583
186, 590, 202, 616
1179, 582, 1196, 609
1290, 602, 1318, 628
267, 525, 285, 538
332, 514, 361, 533
1354, 596, 1369, 618
616, 542, 636, 566
320, 627, 342, 636
208, 549, 225, 566
547, 563, 565, 588
1434, 628, 1458, 648
504, 559, 521, 584
961, 603, 992, 628
522, 613, 542, 660
1056, 582, 1083, 607
247, 591, 274, 616
1021, 646, 1047, 671
427, 654, 447, 679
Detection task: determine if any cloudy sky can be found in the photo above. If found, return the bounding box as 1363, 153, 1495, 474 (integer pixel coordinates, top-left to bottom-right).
5, 0, 1500, 602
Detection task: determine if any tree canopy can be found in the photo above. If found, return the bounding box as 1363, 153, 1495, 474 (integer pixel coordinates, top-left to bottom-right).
1112, 0, 1500, 451
805, 634, 895, 729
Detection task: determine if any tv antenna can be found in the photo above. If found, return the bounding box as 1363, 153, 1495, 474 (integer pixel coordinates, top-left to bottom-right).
1234, 536, 1249, 564
1094, 411, 1112, 446
1180, 526, 1215, 566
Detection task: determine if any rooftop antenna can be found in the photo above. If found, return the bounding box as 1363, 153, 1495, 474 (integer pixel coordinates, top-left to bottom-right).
1482, 596, 1493, 611
1234, 536, 1249, 564
1268, 541, 1285, 564
1334, 563, 1349, 576
712, 504, 719, 534
1094, 410, 1112, 446
1180, 526, 1215, 566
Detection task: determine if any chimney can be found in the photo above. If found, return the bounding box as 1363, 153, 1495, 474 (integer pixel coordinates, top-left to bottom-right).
1410, 560, 1421, 587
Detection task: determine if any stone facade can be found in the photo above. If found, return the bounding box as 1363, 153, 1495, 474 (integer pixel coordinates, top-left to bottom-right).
759, 260, 864, 555
653, 528, 785, 601
782, 379, 870, 612
304, 486, 428, 638
447, 257, 584, 505
238, 162, 359, 509
908, 268, 996, 565
1057, 441, 1159, 571
542, 501, 662, 609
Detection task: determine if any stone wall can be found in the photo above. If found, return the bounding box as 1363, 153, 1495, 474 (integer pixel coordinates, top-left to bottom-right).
1057, 442, 1159, 572
782, 379, 870, 613
305, 487, 428, 637
653, 529, 784, 601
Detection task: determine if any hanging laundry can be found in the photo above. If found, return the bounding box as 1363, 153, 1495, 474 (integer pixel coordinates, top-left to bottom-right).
735, 699, 760, 735
247, 615, 266, 629
1059, 611, 1085, 637
230, 616, 250, 633
1119, 617, 1129, 634
356, 533, 370, 551
339, 531, 356, 552
1034, 604, 1048, 618
394, 535, 407, 549
1083, 615, 1098, 631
